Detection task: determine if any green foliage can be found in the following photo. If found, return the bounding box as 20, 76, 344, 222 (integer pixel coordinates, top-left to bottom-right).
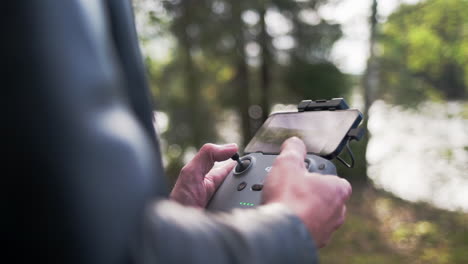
284, 60, 349, 101
378, 0, 468, 105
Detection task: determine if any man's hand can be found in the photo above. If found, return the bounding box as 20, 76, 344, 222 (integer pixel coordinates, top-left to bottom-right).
170, 143, 238, 208
262, 137, 352, 248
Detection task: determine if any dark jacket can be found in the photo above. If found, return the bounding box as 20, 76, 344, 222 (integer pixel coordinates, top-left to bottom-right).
4, 0, 317, 263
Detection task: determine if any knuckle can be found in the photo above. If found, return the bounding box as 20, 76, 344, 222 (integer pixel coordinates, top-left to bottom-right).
337, 186, 348, 203
330, 177, 350, 202
279, 151, 302, 162
341, 178, 352, 196
341, 183, 352, 201
338, 184, 347, 200
200, 143, 216, 153
179, 164, 193, 176
274, 153, 303, 169
273, 154, 288, 165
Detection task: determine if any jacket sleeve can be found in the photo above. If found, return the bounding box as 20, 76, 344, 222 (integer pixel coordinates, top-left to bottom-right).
134, 200, 318, 264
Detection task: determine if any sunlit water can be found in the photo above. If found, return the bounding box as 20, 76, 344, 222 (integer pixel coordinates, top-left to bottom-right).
367, 100, 468, 212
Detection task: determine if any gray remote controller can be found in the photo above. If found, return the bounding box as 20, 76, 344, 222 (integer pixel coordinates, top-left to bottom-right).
207, 152, 337, 212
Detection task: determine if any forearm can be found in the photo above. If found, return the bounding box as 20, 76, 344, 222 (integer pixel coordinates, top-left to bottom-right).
134, 200, 317, 264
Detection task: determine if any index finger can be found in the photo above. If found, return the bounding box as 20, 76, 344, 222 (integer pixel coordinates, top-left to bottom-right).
185, 143, 238, 177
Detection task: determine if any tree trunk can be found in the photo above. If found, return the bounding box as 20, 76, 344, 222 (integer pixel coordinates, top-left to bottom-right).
232, 1, 252, 147
355, 0, 379, 185
259, 6, 271, 122
180, 1, 202, 148
440, 63, 466, 100
364, 0, 378, 116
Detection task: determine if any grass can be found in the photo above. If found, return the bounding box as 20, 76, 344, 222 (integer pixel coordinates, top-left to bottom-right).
319, 185, 468, 264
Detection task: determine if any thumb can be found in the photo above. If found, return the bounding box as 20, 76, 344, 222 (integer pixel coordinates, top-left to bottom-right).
271, 137, 307, 174
188, 143, 238, 177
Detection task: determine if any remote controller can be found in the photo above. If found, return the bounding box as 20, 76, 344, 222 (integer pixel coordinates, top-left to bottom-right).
207, 153, 337, 211
207, 98, 363, 212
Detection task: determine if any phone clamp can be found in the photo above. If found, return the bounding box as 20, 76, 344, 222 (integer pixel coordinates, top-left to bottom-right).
297, 98, 365, 168
297, 98, 350, 112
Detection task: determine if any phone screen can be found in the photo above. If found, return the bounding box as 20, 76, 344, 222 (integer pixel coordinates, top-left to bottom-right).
244, 109, 362, 156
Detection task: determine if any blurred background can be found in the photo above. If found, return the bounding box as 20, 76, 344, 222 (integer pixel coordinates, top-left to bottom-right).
133, 0, 467, 262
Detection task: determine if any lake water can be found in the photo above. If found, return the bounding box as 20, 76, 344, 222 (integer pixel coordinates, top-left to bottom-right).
367, 100, 468, 212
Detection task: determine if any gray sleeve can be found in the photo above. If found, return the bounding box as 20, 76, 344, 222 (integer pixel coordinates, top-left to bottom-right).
134, 200, 318, 264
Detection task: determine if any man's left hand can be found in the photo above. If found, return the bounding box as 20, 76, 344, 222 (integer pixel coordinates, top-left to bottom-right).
170, 143, 238, 207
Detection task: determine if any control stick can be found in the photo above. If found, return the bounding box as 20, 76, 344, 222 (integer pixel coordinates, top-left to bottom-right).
231, 153, 251, 173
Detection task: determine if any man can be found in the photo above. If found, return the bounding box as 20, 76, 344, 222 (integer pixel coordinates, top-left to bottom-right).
5, 1, 351, 263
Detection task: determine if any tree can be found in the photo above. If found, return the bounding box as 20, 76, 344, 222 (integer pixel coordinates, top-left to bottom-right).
257, 0, 346, 107
378, 0, 468, 105
349, 0, 379, 185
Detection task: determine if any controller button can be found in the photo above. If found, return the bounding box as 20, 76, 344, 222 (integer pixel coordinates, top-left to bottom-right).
304, 159, 311, 169
318, 163, 326, 170
251, 184, 263, 191
237, 182, 247, 191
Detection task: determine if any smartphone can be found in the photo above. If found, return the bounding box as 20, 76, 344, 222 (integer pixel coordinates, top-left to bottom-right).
244, 109, 363, 159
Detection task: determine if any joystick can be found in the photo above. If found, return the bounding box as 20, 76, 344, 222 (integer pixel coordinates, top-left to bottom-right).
231, 153, 251, 173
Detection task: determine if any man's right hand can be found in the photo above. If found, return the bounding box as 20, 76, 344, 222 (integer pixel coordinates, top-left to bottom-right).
262, 137, 352, 248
